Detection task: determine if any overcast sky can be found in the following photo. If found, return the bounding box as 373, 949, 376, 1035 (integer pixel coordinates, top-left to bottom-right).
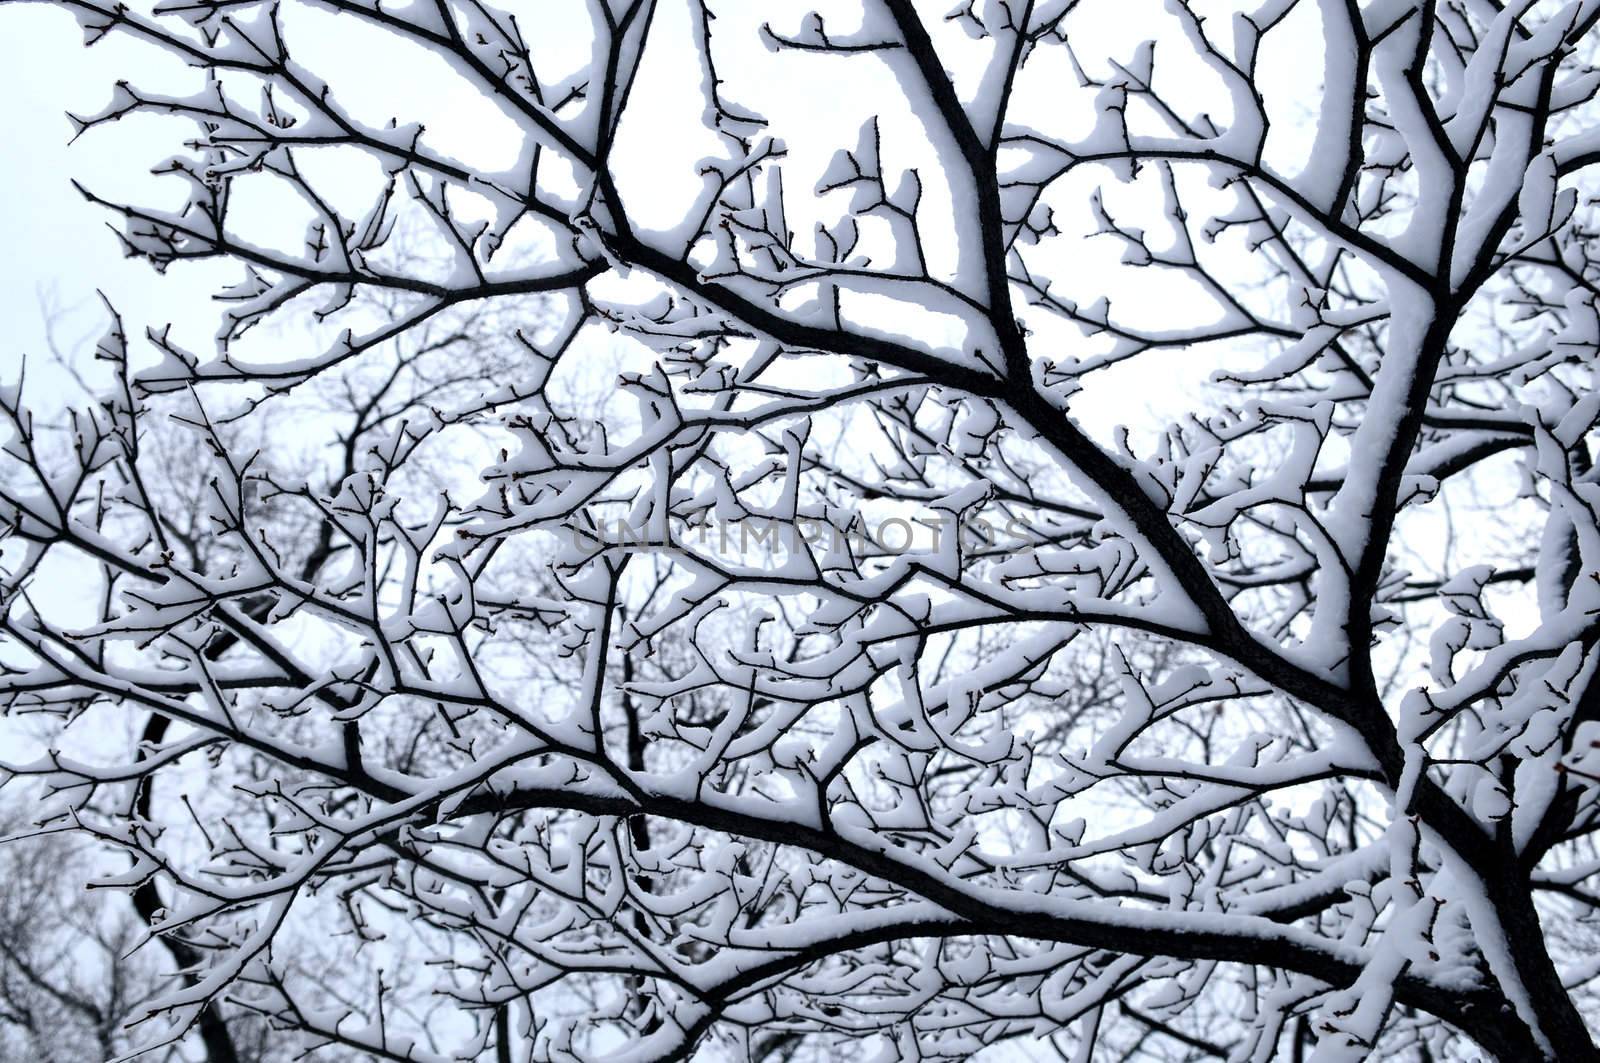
0, 0, 1314, 433
2, 6, 233, 410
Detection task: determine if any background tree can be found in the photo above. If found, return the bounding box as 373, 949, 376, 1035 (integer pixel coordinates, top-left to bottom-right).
0, 816, 162, 1062
3, 0, 1600, 1060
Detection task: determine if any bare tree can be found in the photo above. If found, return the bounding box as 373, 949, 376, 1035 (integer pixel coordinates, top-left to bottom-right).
4, 0, 1600, 1060
0, 821, 157, 1062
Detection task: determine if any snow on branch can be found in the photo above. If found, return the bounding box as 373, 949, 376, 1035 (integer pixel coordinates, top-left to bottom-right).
4, 0, 1600, 1059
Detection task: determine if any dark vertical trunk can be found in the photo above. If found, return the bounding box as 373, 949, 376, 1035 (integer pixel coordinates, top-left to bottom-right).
132, 715, 240, 1063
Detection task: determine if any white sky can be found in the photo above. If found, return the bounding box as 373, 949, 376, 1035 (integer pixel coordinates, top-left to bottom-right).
0, 0, 1327, 431
1, 7, 221, 405
0, 7, 1567, 1059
